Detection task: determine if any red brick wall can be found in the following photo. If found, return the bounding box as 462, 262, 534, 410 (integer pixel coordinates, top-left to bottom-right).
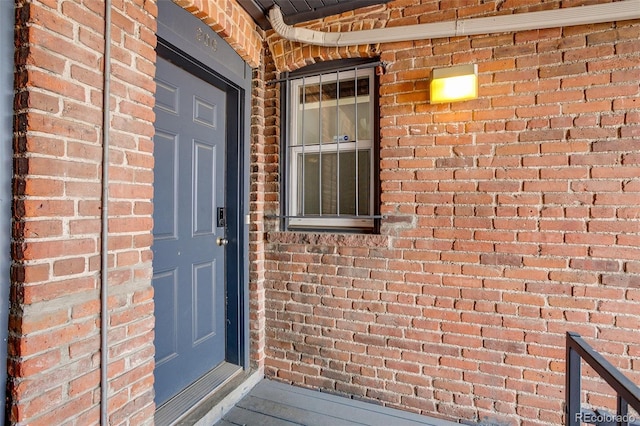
249, 41, 269, 371
260, 1, 640, 424
174, 0, 262, 68
10, 1, 157, 424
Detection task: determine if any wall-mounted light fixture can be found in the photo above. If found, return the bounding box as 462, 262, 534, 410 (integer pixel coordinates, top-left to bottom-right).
430, 64, 478, 104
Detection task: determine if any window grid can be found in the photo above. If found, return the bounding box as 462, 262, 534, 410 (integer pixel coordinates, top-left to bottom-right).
287, 66, 376, 229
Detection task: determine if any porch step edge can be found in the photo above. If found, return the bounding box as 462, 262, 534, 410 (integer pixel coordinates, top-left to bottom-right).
188, 368, 263, 426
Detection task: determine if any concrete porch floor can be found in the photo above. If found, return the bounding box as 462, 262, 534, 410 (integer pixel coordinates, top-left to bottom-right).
213, 379, 459, 426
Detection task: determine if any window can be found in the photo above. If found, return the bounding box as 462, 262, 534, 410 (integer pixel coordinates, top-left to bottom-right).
284, 62, 379, 231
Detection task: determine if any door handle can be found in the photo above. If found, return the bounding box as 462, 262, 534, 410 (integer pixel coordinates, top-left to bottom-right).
216, 237, 228, 246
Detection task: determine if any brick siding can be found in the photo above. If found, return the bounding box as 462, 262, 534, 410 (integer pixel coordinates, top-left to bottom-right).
174, 0, 262, 68
10, 0, 158, 424
10, 0, 266, 423
249, 42, 269, 371
8, 0, 640, 424
260, 1, 640, 425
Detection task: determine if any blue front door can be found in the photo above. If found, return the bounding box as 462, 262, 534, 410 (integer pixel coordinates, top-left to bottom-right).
152, 56, 227, 406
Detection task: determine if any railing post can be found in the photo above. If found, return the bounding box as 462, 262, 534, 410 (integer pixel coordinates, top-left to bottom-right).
567, 332, 582, 426
565, 331, 640, 426
617, 395, 629, 426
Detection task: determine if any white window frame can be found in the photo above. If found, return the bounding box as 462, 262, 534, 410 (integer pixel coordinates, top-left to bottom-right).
286, 67, 376, 230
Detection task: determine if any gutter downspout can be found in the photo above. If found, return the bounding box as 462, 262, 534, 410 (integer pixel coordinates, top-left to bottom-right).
269, 0, 640, 46
101, 0, 112, 425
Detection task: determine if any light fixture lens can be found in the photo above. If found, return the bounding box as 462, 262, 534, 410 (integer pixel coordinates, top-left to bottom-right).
430, 64, 478, 104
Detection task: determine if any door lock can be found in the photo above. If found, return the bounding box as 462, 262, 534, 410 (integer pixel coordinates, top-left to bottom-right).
217, 207, 226, 227
216, 237, 228, 246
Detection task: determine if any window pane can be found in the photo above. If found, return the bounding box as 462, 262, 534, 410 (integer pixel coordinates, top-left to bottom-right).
295, 76, 370, 146
297, 150, 370, 216
297, 85, 320, 145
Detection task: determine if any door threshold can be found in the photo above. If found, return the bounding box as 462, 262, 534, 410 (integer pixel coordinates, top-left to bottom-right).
155, 362, 243, 426
189, 369, 262, 426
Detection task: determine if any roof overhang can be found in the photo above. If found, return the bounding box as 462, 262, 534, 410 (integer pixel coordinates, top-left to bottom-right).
237, 0, 392, 30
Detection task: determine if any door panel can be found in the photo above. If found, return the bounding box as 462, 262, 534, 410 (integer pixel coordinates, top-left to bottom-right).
193, 142, 216, 236
153, 131, 178, 240
153, 56, 227, 406
193, 261, 216, 343
153, 270, 178, 364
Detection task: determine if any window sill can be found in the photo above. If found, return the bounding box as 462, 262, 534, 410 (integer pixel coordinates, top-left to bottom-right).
266, 231, 388, 248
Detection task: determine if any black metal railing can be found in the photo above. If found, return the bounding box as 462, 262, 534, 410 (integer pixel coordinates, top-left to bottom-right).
566, 332, 640, 426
